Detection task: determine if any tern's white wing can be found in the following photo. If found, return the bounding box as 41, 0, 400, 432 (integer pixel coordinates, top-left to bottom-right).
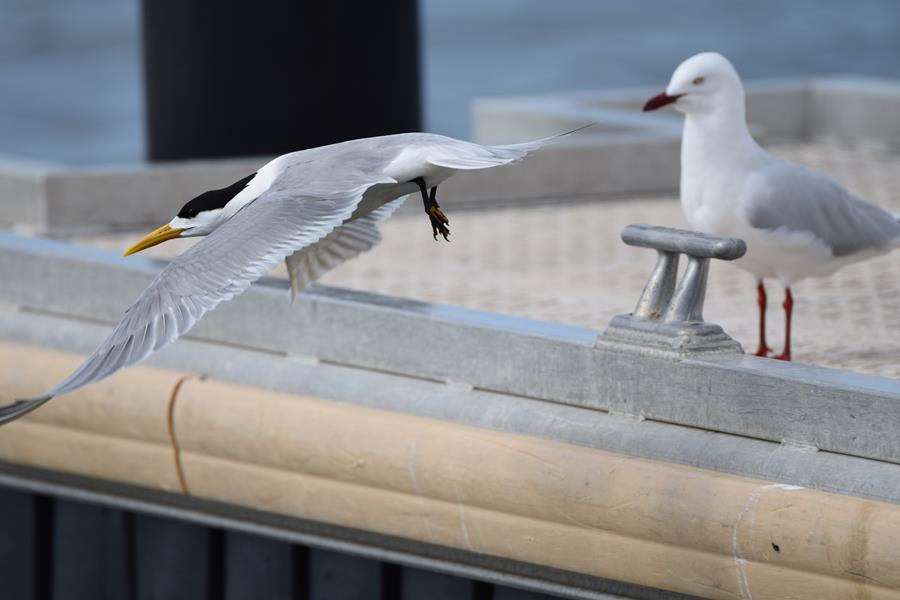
1, 171, 393, 424
284, 197, 406, 300
744, 160, 900, 257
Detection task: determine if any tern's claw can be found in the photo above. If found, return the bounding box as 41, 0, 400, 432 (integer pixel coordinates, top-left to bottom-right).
428, 206, 450, 241
430, 219, 450, 241
429, 205, 448, 225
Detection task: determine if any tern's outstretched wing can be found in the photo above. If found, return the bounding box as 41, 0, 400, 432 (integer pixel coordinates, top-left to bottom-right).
284, 197, 406, 300
0, 171, 394, 424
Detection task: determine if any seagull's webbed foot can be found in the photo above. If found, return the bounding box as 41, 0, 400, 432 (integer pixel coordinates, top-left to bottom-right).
754, 344, 773, 358
412, 177, 450, 241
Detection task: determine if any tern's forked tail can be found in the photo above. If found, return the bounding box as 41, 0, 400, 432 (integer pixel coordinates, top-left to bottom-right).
493, 123, 595, 153
428, 123, 595, 171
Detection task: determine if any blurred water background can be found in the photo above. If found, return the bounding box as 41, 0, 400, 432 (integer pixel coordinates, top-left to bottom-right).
0, 0, 898, 164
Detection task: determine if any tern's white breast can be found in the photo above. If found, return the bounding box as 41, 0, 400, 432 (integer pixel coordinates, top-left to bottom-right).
383, 146, 454, 187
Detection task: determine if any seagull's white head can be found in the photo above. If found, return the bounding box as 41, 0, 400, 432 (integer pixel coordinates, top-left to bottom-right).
124, 173, 257, 256
642, 52, 744, 116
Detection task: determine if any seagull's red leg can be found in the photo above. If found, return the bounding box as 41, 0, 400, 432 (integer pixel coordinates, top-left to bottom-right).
774, 287, 793, 361
754, 280, 772, 356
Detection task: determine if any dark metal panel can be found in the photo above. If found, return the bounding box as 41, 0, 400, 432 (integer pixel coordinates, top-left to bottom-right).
33, 495, 55, 600
133, 514, 218, 600
0, 488, 41, 600
381, 562, 403, 599
223, 531, 294, 600
472, 580, 495, 600
0, 467, 702, 600
105, 511, 136, 600
292, 545, 310, 599
402, 566, 479, 599
493, 584, 558, 599
51, 499, 133, 600
141, 0, 421, 161
308, 548, 381, 600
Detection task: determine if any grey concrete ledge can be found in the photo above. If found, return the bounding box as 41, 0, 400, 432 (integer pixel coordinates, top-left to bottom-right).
473, 76, 900, 149
0, 155, 268, 233
4, 308, 900, 508
1, 233, 898, 469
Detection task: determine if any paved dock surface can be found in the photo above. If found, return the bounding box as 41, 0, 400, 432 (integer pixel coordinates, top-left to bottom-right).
72, 141, 900, 378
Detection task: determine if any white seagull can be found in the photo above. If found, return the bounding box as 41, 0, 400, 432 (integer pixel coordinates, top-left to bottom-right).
643, 52, 900, 360
0, 128, 587, 424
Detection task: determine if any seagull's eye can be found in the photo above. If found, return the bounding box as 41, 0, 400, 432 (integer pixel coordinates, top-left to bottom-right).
692, 77, 705, 85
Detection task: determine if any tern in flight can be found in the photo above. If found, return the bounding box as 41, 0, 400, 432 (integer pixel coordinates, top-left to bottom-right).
643, 52, 900, 360
1, 128, 587, 424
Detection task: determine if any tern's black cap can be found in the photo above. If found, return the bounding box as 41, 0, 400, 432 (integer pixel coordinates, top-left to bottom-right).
178, 172, 256, 219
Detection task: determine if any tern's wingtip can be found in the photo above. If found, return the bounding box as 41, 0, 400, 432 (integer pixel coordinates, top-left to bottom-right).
0, 395, 54, 426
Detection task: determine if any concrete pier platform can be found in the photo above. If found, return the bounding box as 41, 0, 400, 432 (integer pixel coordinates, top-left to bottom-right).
1, 223, 898, 600
72, 140, 900, 377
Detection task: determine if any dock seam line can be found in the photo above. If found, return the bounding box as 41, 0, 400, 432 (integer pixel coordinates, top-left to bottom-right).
168, 374, 194, 496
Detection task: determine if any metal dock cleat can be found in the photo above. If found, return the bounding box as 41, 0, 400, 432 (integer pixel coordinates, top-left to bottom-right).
600, 223, 747, 355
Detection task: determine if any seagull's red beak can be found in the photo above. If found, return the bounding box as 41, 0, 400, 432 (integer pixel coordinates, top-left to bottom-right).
642, 92, 682, 112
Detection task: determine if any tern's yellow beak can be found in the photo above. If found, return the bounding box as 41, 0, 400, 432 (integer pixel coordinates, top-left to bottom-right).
124, 224, 186, 256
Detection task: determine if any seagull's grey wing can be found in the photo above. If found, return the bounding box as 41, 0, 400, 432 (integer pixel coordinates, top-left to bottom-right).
284, 197, 406, 300
0, 172, 393, 424
744, 162, 900, 256
426, 124, 592, 170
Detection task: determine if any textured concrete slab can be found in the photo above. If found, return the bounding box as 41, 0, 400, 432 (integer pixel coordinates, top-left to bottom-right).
69, 141, 900, 379
2, 179, 899, 465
